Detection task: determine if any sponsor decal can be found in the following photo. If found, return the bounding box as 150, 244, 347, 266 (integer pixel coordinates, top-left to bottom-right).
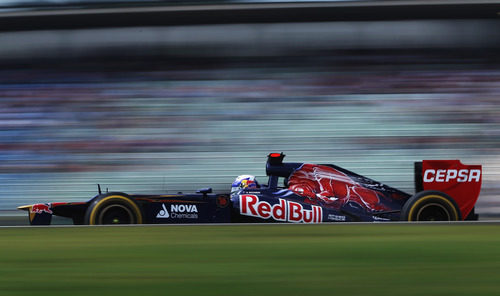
31, 204, 53, 214
327, 214, 346, 222
239, 194, 322, 223
423, 169, 481, 183
372, 216, 391, 221
156, 204, 198, 219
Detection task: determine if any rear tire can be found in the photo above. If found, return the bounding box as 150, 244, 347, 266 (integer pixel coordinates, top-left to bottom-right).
84, 194, 143, 225
401, 190, 461, 221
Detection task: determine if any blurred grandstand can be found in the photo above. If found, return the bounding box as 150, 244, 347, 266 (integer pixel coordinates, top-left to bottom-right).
0, 0, 499, 220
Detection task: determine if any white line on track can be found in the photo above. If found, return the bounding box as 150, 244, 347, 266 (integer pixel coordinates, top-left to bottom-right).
1, 220, 500, 228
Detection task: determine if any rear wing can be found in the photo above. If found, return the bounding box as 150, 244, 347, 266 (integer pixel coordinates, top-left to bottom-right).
414, 160, 482, 219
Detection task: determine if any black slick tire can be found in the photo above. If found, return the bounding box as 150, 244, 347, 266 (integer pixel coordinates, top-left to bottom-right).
84, 193, 143, 225
401, 190, 461, 221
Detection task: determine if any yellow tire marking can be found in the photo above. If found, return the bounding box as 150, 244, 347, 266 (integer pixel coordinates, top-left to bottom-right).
89, 195, 143, 225
408, 194, 458, 221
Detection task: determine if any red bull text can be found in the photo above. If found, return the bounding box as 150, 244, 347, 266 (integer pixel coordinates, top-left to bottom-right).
239, 194, 322, 223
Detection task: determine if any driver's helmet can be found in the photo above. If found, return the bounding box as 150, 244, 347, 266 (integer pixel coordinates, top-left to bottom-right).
231, 175, 260, 193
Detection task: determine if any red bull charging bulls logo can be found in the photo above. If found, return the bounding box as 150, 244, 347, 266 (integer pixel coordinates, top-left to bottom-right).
239, 194, 322, 223
30, 204, 53, 214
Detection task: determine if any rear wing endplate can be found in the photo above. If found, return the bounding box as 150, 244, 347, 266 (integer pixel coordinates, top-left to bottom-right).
414, 160, 482, 219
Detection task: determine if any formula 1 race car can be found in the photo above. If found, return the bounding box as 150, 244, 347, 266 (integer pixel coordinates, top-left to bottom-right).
18, 153, 482, 225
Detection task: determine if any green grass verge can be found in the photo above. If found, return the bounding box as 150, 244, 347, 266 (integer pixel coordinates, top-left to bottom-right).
1, 224, 500, 296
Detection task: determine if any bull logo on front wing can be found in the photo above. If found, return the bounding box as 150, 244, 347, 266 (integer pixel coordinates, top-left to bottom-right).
31, 204, 53, 215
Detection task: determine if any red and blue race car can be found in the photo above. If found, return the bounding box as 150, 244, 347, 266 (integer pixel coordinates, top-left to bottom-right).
18, 153, 482, 225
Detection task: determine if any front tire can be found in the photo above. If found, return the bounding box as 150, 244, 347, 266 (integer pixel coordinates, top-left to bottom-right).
401, 190, 461, 221
84, 194, 143, 225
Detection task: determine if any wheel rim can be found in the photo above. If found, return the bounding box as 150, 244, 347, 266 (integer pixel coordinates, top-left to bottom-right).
416, 203, 451, 221
98, 204, 134, 224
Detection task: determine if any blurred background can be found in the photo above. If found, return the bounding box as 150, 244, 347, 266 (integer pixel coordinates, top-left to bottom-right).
0, 0, 499, 221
